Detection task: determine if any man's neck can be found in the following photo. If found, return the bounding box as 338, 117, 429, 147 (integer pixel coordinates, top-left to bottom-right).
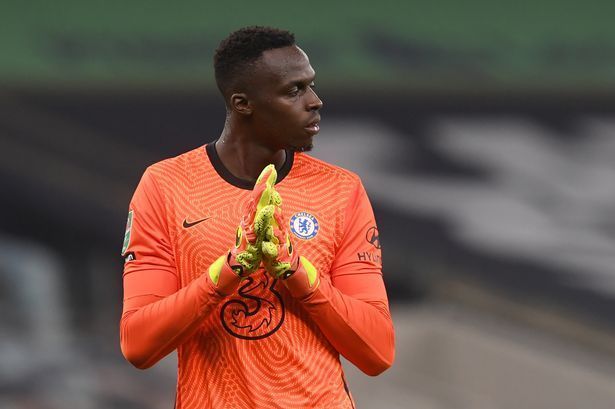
215, 129, 287, 182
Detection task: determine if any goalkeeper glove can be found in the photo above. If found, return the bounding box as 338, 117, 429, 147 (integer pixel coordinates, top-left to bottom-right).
207, 164, 280, 293
261, 193, 320, 298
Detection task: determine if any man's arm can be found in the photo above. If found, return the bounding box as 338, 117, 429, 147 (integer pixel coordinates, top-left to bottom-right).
281, 179, 395, 375
285, 272, 394, 376
119, 169, 241, 369
120, 271, 232, 369
120, 165, 279, 369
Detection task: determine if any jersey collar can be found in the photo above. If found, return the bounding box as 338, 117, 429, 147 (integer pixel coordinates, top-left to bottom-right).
205, 141, 294, 190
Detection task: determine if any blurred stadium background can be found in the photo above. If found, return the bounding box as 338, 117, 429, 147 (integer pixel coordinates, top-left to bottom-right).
2, 1, 615, 408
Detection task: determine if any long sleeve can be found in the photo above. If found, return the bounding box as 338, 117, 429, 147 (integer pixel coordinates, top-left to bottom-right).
283, 179, 395, 376
120, 270, 239, 369
119, 168, 240, 369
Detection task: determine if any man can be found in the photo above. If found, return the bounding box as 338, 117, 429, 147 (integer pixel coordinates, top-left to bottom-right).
120, 26, 394, 409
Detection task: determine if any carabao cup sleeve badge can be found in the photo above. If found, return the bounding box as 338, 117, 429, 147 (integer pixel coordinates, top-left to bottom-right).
122, 210, 134, 255
289, 212, 319, 240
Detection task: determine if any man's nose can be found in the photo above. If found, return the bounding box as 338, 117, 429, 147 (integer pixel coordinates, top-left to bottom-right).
307, 88, 323, 111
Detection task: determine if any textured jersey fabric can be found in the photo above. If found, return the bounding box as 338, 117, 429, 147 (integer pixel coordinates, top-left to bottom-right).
120, 143, 394, 409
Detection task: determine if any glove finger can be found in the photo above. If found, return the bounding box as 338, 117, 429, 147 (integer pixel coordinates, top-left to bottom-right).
240, 165, 277, 233
235, 253, 259, 272
236, 251, 254, 263
264, 225, 279, 243
269, 260, 292, 278
254, 165, 278, 211
270, 189, 282, 207
256, 185, 272, 213
255, 164, 277, 185
261, 240, 279, 260
254, 204, 275, 237
264, 225, 273, 241
271, 207, 287, 231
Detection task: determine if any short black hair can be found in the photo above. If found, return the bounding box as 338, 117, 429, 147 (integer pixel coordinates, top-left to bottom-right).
214, 26, 295, 99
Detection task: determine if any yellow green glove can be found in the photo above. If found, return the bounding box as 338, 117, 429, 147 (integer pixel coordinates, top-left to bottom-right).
208, 164, 281, 287
261, 192, 318, 288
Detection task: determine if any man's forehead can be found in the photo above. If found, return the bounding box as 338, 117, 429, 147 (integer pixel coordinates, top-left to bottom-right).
258, 46, 314, 82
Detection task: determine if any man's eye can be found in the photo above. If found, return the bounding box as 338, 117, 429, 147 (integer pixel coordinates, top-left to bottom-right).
289, 88, 300, 96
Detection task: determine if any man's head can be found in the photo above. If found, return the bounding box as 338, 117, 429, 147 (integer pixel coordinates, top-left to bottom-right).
214, 26, 323, 152
214, 26, 295, 100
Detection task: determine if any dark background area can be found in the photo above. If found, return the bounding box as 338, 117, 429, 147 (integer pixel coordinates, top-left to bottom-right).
2, 2, 615, 408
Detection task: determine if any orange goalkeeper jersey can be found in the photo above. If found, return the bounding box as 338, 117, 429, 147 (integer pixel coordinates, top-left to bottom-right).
120, 143, 394, 409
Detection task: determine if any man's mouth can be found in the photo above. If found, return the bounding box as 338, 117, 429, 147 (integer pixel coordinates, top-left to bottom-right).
305, 118, 320, 134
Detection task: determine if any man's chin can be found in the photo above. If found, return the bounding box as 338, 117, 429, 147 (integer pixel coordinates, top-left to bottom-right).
289, 136, 314, 152
289, 143, 314, 153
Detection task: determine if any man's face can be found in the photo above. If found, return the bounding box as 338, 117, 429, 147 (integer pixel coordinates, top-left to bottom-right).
247, 45, 323, 152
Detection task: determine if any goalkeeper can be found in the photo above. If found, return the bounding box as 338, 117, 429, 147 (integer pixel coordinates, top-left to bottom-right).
120, 26, 394, 409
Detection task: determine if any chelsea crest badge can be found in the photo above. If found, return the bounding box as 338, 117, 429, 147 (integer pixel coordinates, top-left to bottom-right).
290, 212, 319, 240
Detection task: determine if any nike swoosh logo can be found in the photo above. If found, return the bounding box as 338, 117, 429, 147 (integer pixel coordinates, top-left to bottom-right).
183, 217, 212, 228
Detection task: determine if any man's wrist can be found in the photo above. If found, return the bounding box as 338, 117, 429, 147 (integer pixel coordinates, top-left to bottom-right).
207, 254, 242, 296
278, 256, 301, 280
281, 256, 320, 299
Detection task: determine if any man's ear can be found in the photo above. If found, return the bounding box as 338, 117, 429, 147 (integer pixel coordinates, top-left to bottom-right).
230, 93, 252, 115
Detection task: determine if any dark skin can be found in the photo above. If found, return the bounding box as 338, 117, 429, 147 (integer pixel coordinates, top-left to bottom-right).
215, 45, 323, 182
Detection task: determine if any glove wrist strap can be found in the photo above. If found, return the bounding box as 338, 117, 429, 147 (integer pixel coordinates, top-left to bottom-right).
282, 256, 320, 299
280, 256, 301, 280
207, 254, 242, 296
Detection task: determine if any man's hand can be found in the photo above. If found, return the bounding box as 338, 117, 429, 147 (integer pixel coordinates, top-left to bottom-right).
228, 164, 280, 276
208, 164, 280, 291
261, 190, 319, 297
